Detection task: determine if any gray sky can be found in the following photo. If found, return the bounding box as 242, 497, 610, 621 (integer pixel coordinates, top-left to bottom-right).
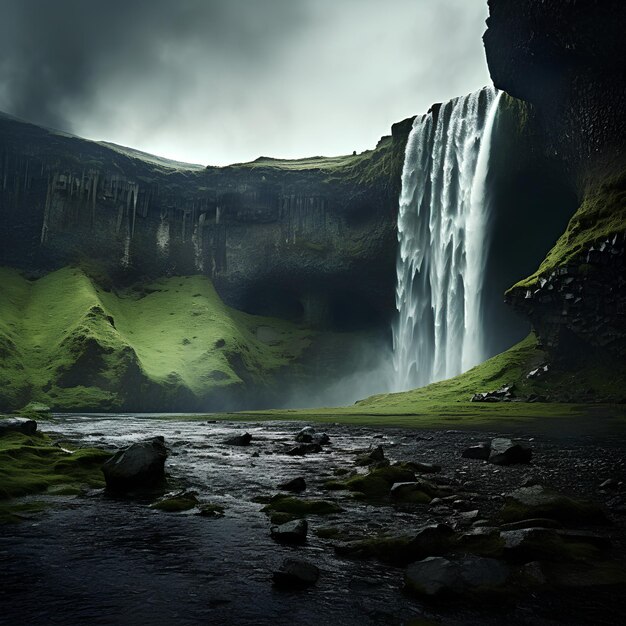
0, 0, 490, 166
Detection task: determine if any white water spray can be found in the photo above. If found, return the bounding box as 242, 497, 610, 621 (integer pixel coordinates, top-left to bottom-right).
393, 86, 502, 391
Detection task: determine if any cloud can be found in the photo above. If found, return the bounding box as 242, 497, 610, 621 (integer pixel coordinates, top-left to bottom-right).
0, 0, 490, 165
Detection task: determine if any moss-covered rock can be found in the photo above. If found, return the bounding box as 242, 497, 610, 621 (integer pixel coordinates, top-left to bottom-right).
150, 491, 199, 512
0, 429, 111, 499
262, 495, 343, 518
501, 485, 609, 526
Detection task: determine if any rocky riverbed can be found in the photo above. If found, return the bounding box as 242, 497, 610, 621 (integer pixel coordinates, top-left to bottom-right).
1, 414, 625, 625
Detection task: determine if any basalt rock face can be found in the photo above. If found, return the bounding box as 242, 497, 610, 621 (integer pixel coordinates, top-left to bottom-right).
484, 0, 626, 364
0, 112, 411, 331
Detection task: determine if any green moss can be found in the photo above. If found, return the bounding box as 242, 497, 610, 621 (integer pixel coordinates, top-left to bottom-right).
151, 493, 199, 512
0, 429, 111, 499
262, 496, 343, 517
0, 267, 311, 411
0, 500, 48, 524
511, 166, 626, 291
339, 464, 417, 500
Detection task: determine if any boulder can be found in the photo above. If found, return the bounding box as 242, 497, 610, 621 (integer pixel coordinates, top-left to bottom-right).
270, 519, 308, 545
223, 432, 252, 446
355, 445, 386, 466
404, 556, 511, 597
0, 418, 37, 437
295, 427, 330, 445
278, 477, 306, 492
390, 481, 435, 504
151, 490, 199, 512
102, 436, 167, 492
488, 438, 532, 465
502, 485, 609, 526
462, 443, 491, 460
273, 558, 320, 588
286, 443, 322, 456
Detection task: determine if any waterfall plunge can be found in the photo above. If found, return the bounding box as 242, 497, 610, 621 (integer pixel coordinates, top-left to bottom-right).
393, 86, 502, 392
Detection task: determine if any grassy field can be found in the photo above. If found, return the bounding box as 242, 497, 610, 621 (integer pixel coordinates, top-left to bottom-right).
203, 334, 626, 435
0, 267, 311, 411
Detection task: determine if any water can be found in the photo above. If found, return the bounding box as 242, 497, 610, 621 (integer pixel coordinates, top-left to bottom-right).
393, 87, 503, 391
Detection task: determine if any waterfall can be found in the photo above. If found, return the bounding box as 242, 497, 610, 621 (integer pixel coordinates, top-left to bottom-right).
393, 86, 502, 392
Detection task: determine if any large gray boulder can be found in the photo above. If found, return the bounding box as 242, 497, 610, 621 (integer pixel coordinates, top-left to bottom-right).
0, 418, 37, 437
270, 519, 308, 545
489, 438, 532, 465
102, 436, 167, 492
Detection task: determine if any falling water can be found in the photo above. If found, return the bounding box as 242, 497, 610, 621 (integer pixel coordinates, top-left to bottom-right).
393, 86, 502, 391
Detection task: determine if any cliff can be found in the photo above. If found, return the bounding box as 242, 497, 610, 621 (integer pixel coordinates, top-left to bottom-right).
0, 112, 412, 331
484, 0, 626, 365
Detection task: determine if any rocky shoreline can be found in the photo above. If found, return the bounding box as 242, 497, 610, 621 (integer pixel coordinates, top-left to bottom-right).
1, 416, 625, 624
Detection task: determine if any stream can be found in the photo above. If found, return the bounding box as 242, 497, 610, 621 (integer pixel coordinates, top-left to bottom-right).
1, 414, 625, 625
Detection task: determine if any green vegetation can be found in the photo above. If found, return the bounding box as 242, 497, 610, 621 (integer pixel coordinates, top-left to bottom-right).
150, 492, 199, 512
231, 132, 409, 187
262, 495, 343, 518
511, 166, 626, 291
209, 333, 626, 432
0, 429, 111, 500
0, 266, 311, 411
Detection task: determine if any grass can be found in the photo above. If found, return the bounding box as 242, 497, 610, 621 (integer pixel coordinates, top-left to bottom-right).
0, 266, 311, 411
202, 334, 626, 433
511, 165, 626, 291
0, 429, 111, 500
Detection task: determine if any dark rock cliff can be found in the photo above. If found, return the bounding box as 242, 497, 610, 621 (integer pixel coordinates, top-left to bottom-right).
0, 113, 412, 331
484, 0, 626, 366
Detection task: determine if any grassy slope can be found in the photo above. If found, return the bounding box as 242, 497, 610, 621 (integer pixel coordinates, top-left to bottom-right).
0, 267, 311, 411
213, 334, 626, 432
511, 165, 626, 290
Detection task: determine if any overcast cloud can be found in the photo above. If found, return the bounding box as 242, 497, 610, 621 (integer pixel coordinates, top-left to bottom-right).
0, 0, 490, 165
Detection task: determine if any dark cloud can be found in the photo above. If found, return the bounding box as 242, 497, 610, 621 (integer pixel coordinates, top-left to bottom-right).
0, 0, 490, 165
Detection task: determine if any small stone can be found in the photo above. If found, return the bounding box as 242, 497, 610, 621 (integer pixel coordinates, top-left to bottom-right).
286, 443, 322, 456
271, 519, 308, 545
223, 432, 252, 446
278, 477, 306, 493
488, 438, 532, 465
462, 443, 491, 460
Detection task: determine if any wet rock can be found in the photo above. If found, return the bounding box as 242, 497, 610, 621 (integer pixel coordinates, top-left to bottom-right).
404, 556, 511, 597
196, 503, 226, 518
488, 438, 532, 465
286, 443, 322, 456
355, 445, 386, 466
295, 427, 330, 445
344, 465, 416, 500
273, 558, 319, 588
501, 485, 609, 526
102, 436, 167, 492
151, 490, 199, 512
409, 461, 441, 474
263, 496, 342, 518
335, 524, 454, 566
278, 477, 306, 492
500, 528, 569, 562
471, 385, 515, 403
390, 482, 432, 504
270, 519, 308, 545
223, 432, 252, 446
0, 418, 37, 437
462, 443, 491, 460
